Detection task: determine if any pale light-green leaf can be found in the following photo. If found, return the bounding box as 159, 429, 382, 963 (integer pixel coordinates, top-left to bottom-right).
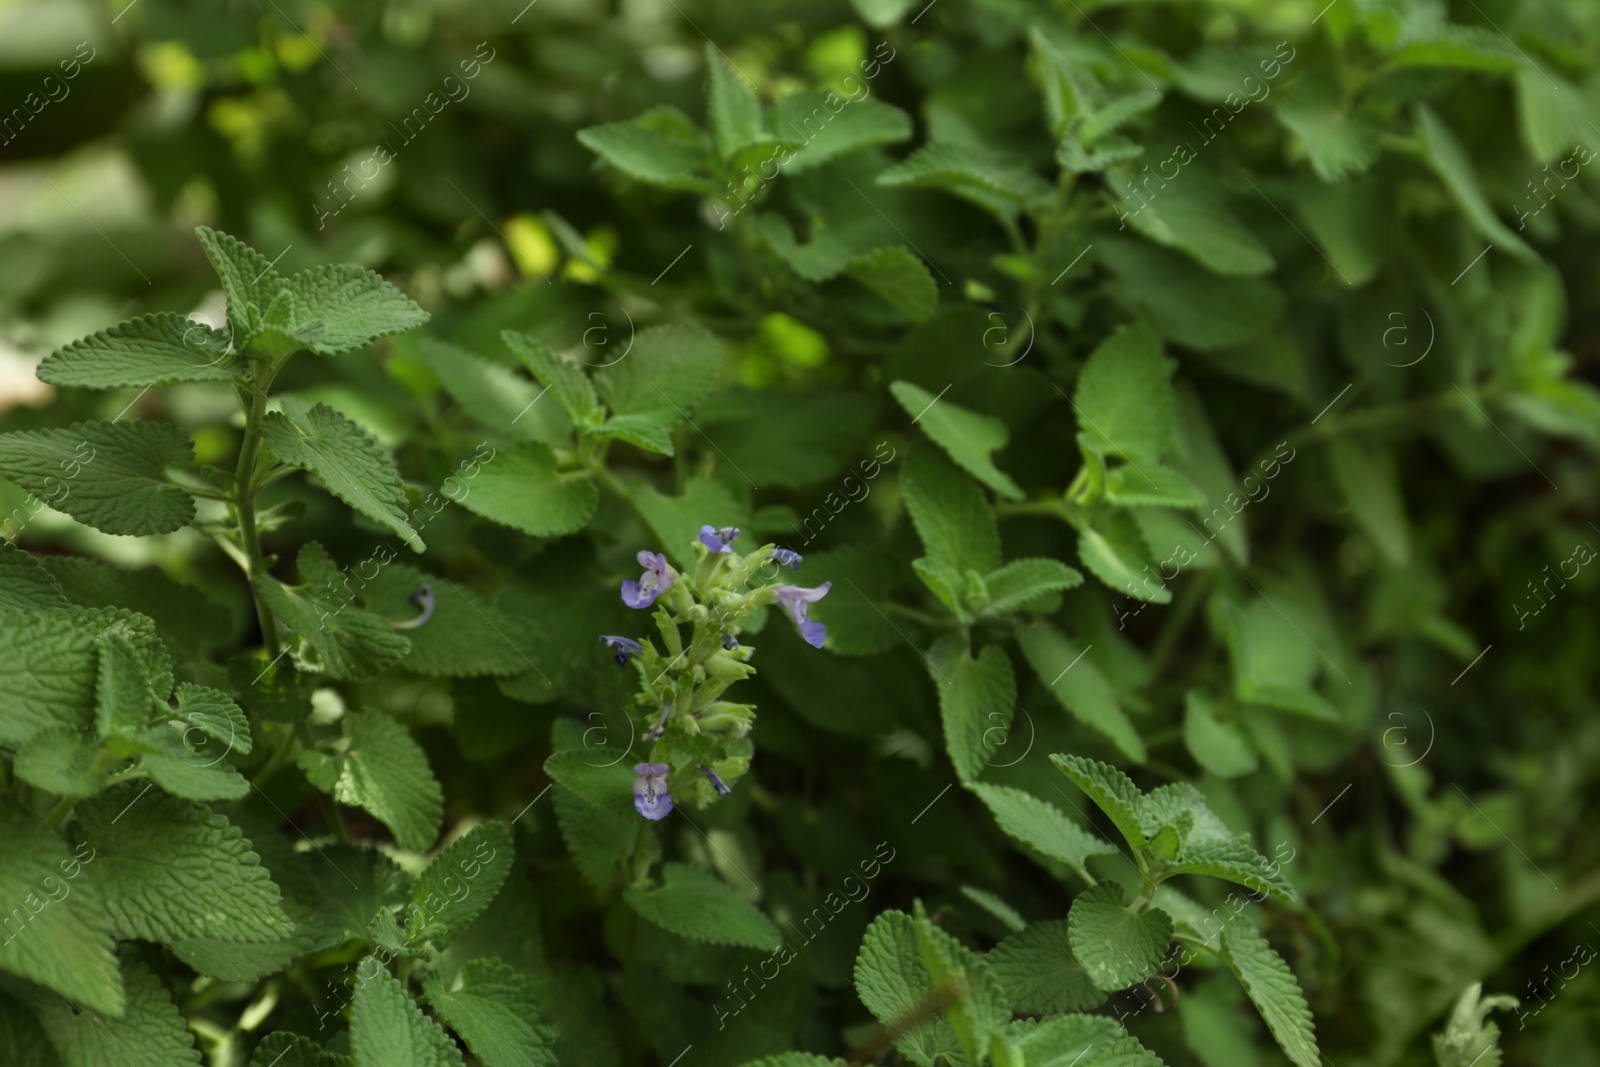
891, 381, 1024, 500
334, 710, 444, 853
1067, 882, 1173, 991
352, 966, 465, 1067
0, 420, 196, 536
38, 312, 241, 389
451, 441, 598, 537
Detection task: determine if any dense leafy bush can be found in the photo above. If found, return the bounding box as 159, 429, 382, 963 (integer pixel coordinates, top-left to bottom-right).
1, 0, 1599, 1064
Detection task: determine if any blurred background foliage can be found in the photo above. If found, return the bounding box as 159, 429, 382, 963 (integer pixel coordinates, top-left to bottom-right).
3, 0, 1600, 1064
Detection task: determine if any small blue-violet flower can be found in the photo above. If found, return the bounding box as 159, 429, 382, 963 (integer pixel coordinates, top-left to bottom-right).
633, 762, 673, 820
771, 548, 803, 570
599, 635, 643, 667
775, 582, 832, 649
644, 701, 672, 741
723, 634, 739, 651
699, 525, 740, 553
699, 765, 732, 796
621, 551, 674, 609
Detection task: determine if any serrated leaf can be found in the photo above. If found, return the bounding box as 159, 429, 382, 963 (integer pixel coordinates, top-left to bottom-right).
124, 726, 252, 801
38, 312, 241, 389
0, 420, 195, 536
878, 142, 1051, 218
900, 443, 1001, 577
359, 565, 534, 678
96, 630, 165, 737
1079, 510, 1171, 604
1005, 1013, 1166, 1066
1167, 837, 1297, 905
630, 476, 743, 568
577, 117, 715, 193
802, 545, 902, 655
1222, 599, 1340, 722
0, 804, 122, 1015
1052, 752, 1148, 852
1183, 691, 1258, 778
1433, 983, 1518, 1067
1114, 175, 1273, 276
1067, 882, 1173, 991
1274, 69, 1381, 182
1416, 105, 1537, 263
891, 381, 1023, 500
452, 441, 598, 537
932, 638, 1015, 783
197, 225, 283, 340
280, 264, 428, 355
987, 920, 1105, 1015
262, 403, 423, 552
1105, 464, 1205, 509
1327, 439, 1409, 566
1075, 323, 1175, 465
416, 338, 568, 446
0, 541, 63, 611
78, 786, 291, 943
256, 544, 411, 681
980, 558, 1084, 617
422, 958, 557, 1067
770, 92, 913, 174
707, 45, 765, 160
911, 899, 1008, 1063
249, 1033, 349, 1067
543, 748, 635, 815
1219, 922, 1320, 1067
853, 910, 964, 1067
587, 412, 676, 455
968, 784, 1117, 882
846, 246, 938, 321
352, 966, 466, 1067
171, 683, 252, 756
334, 710, 443, 852
501, 328, 600, 424
407, 821, 513, 946
552, 784, 654, 891
14, 725, 107, 797
1101, 238, 1285, 351
35, 955, 200, 1066
41, 556, 230, 658
593, 323, 722, 421
623, 864, 781, 950
0, 610, 98, 744
1388, 24, 1522, 73
1021, 621, 1146, 762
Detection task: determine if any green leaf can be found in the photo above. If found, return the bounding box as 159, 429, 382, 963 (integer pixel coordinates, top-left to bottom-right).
593, 323, 722, 421
623, 864, 781, 951
911, 899, 1008, 1063
352, 966, 466, 1067
1022, 621, 1147, 762
1104, 464, 1206, 509
0, 610, 98, 744
501, 329, 600, 423
171, 683, 252, 756
38, 312, 241, 389
280, 264, 428, 355
1387, 24, 1522, 73
853, 910, 963, 1067
40, 556, 230, 657
0, 541, 63, 611
1218, 922, 1320, 1067
96, 630, 165, 737
979, 558, 1084, 617
1274, 69, 1381, 182
262, 403, 423, 552
407, 821, 513, 946
770, 92, 913, 174
1113, 174, 1274, 276
706, 45, 765, 159
452, 441, 598, 537
890, 382, 1023, 500
1327, 439, 1410, 566
35, 956, 200, 1066
422, 958, 558, 1067
0, 420, 195, 536
196, 226, 283, 340
932, 639, 1016, 783
1183, 690, 1258, 778
552, 783, 654, 891
1433, 983, 1519, 1067
1416, 105, 1537, 264
77, 786, 292, 943
359, 566, 534, 678
543, 748, 635, 815
846, 246, 938, 321
1067, 882, 1173, 991
587, 412, 676, 456
967, 784, 1117, 883
125, 726, 252, 802
630, 476, 744, 568
0, 803, 122, 1015
14, 725, 107, 797
1079, 510, 1171, 604
1074, 323, 1175, 465
878, 142, 1051, 218
900, 444, 1001, 576
1051, 752, 1148, 853
1221, 598, 1340, 722
1004, 1014, 1166, 1066
987, 921, 1105, 1015
415, 338, 568, 446
256, 544, 411, 681
249, 1034, 349, 1067
801, 546, 903, 656
577, 113, 715, 193
1101, 238, 1285, 351
1515, 68, 1594, 165
334, 710, 444, 852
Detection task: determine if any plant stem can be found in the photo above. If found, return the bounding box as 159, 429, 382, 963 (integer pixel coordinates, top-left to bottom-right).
235, 387, 281, 657
44, 794, 75, 829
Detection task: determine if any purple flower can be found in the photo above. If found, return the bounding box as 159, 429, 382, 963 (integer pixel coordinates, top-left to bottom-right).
644, 701, 672, 741
699, 765, 732, 796
600, 635, 644, 666
621, 551, 674, 609
699, 525, 740, 553
723, 634, 739, 651
633, 762, 673, 820
775, 582, 831, 649
771, 548, 802, 570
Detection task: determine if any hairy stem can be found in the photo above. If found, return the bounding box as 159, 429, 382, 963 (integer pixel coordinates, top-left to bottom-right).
235, 386, 281, 657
